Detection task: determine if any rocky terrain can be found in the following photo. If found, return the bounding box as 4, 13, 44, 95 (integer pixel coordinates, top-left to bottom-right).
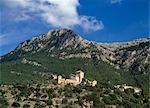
1, 29, 149, 74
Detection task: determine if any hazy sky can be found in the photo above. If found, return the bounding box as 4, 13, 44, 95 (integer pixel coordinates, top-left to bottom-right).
0, 0, 149, 55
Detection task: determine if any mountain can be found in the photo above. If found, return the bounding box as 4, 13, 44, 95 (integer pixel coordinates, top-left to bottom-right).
0, 28, 149, 92
1, 29, 149, 72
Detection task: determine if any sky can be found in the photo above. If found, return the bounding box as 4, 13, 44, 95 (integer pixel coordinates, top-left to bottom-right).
0, 0, 149, 56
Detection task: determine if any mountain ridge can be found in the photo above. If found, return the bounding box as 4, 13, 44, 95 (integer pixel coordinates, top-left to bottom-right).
1, 29, 149, 74
1, 28, 149, 56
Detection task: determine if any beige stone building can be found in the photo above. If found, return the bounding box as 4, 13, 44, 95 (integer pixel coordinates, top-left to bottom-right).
53, 70, 97, 87
57, 70, 85, 86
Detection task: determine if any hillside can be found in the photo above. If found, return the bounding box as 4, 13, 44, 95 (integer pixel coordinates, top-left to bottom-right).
0, 29, 149, 92
0, 28, 150, 108
0, 73, 149, 108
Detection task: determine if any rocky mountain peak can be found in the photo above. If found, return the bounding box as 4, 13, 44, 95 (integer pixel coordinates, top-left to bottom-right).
45, 28, 76, 39
37, 28, 91, 49
1, 29, 90, 61
14, 28, 78, 52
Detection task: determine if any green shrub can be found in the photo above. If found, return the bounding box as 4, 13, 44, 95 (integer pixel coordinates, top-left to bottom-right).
0, 95, 8, 107
62, 98, 68, 104
11, 102, 20, 107
23, 104, 30, 108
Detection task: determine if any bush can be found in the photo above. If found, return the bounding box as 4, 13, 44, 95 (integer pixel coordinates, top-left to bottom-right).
47, 99, 53, 105
109, 94, 118, 100
114, 89, 122, 96
62, 98, 68, 104
11, 102, 20, 107
95, 102, 105, 108
34, 102, 45, 108
104, 89, 111, 94
73, 86, 82, 93
0, 95, 8, 107
15, 94, 21, 101
102, 96, 112, 104
46, 89, 54, 96
23, 104, 30, 108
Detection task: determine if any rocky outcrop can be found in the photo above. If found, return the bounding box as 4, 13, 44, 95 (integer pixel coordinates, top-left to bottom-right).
114, 84, 142, 94
21, 58, 41, 66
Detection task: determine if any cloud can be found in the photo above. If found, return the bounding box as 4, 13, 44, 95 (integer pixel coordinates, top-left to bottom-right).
110, 0, 123, 4
8, 11, 31, 21
80, 16, 104, 32
2, 0, 104, 32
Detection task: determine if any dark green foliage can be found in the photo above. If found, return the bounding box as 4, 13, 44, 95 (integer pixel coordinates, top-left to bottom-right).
34, 102, 45, 108
0, 92, 8, 108
102, 96, 113, 104
62, 98, 68, 104
46, 88, 54, 98
72, 86, 82, 93
0, 51, 136, 86
11, 102, 20, 107
47, 99, 53, 105
94, 102, 105, 108
15, 94, 21, 101
23, 104, 30, 108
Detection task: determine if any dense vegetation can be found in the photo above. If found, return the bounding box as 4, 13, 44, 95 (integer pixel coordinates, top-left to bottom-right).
0, 79, 149, 108
1, 50, 134, 84
1, 48, 149, 93
0, 29, 149, 107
